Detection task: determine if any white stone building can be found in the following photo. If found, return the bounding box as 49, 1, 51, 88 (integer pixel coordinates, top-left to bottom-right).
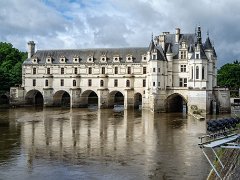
10, 26, 231, 114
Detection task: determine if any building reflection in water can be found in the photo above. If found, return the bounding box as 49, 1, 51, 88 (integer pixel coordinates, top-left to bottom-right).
19, 108, 209, 179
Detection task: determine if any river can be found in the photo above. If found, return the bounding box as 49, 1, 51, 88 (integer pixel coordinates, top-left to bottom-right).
0, 107, 231, 180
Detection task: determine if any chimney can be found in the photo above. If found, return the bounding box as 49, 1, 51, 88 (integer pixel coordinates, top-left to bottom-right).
175, 28, 180, 43
28, 41, 35, 58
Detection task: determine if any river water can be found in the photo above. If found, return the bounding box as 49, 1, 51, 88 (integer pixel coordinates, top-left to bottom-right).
0, 107, 231, 180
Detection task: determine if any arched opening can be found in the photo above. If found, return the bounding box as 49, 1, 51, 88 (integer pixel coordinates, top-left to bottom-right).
134, 93, 142, 109
25, 90, 44, 106
0, 95, 9, 105
80, 90, 98, 108
53, 90, 70, 107
166, 93, 187, 113
109, 91, 124, 108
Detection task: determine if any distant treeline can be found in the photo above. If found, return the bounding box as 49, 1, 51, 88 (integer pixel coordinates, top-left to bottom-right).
0, 42, 27, 93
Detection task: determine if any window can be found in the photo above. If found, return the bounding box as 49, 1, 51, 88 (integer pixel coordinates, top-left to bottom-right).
88, 79, 92, 86
102, 67, 105, 74
127, 67, 131, 74
158, 82, 160, 86
73, 80, 76, 87
33, 68, 36, 74
100, 80, 104, 87
153, 54, 156, 60
74, 67, 78, 74
114, 79, 118, 87
33, 79, 36, 86
196, 66, 199, 79
126, 80, 130, 87
153, 68, 156, 72
153, 82, 155, 86
61, 68, 64, 74
89, 67, 92, 74
196, 54, 199, 59
143, 67, 146, 74
143, 56, 146, 60
47, 68, 50, 74
115, 67, 118, 74
143, 79, 146, 87
45, 80, 48, 86
179, 78, 187, 87
202, 67, 205, 79
180, 65, 187, 72
61, 79, 64, 86
158, 68, 160, 73
180, 51, 186, 59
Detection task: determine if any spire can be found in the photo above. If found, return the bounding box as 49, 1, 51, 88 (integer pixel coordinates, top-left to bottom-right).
166, 44, 172, 54
197, 26, 202, 44
204, 36, 213, 50
148, 34, 155, 52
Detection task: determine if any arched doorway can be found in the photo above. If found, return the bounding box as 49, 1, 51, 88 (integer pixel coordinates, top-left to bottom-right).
25, 90, 44, 106
53, 90, 70, 107
166, 93, 187, 113
109, 91, 124, 107
0, 95, 9, 105
81, 90, 98, 107
134, 93, 142, 109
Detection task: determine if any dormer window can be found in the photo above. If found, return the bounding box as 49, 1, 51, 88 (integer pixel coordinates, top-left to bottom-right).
60, 56, 66, 63
101, 56, 107, 63
152, 54, 157, 60
87, 55, 94, 63
126, 55, 133, 62
46, 56, 52, 64
113, 55, 120, 62
142, 55, 147, 61
73, 55, 80, 63
180, 51, 187, 59
32, 57, 38, 64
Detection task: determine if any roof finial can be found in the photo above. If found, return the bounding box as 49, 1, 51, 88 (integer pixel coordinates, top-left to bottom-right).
207, 30, 209, 37
151, 32, 153, 41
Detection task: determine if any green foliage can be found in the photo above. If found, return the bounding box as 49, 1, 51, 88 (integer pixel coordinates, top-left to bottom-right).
0, 42, 27, 92
217, 61, 240, 91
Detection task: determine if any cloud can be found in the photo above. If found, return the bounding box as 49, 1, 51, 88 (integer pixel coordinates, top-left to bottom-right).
0, 0, 240, 66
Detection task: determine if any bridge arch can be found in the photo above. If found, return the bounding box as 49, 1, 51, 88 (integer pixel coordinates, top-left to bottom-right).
134, 92, 142, 109
25, 90, 44, 106
0, 95, 9, 105
81, 90, 98, 107
166, 93, 187, 113
53, 90, 70, 107
109, 91, 124, 107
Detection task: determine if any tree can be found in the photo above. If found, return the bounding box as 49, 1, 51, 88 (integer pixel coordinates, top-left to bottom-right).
0, 42, 27, 93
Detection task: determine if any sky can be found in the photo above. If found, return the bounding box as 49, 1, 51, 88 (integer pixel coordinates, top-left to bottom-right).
0, 0, 240, 67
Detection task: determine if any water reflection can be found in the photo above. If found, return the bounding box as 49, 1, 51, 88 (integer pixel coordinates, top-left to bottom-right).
0, 107, 214, 179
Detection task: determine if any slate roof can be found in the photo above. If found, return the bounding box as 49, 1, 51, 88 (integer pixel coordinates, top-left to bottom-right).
204, 37, 213, 49
23, 47, 148, 65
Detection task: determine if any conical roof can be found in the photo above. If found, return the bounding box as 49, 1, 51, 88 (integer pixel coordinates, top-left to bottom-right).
204, 37, 213, 49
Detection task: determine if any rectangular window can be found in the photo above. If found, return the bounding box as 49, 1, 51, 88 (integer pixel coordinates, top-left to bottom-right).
143, 79, 146, 87
33, 68, 36, 74
45, 80, 48, 86
180, 51, 186, 59
114, 79, 118, 87
180, 65, 187, 72
153, 68, 156, 73
89, 67, 92, 74
153, 55, 156, 60
100, 80, 104, 87
33, 79, 36, 86
115, 67, 118, 74
88, 79, 92, 86
143, 67, 146, 74
47, 68, 50, 74
61, 68, 64, 74
102, 67, 105, 74
74, 67, 78, 74
179, 78, 187, 87
153, 82, 155, 86
196, 54, 199, 59
127, 67, 131, 74
61, 79, 64, 86
73, 80, 76, 87
158, 68, 160, 73
158, 82, 160, 86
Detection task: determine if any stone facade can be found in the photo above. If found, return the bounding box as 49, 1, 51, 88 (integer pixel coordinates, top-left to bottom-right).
10, 26, 231, 114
